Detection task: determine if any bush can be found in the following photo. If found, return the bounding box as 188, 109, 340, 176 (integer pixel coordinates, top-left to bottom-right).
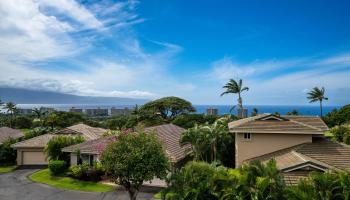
44, 135, 84, 162
330, 125, 350, 143
323, 104, 350, 127
14, 116, 33, 129
48, 160, 66, 175
172, 114, 219, 129
24, 127, 50, 139
0, 138, 17, 165
162, 160, 285, 200
69, 162, 104, 181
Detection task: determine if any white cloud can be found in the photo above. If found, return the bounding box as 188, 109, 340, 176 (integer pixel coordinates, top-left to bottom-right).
201, 53, 350, 105
39, 0, 103, 30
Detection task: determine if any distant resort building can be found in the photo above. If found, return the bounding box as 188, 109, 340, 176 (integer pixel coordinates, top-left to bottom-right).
85, 107, 108, 117
69, 107, 83, 114
111, 107, 131, 116
17, 108, 33, 115
206, 108, 218, 115
40, 107, 55, 114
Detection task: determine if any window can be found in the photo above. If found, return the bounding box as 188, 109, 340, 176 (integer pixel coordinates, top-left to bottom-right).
243, 133, 251, 140
80, 154, 94, 166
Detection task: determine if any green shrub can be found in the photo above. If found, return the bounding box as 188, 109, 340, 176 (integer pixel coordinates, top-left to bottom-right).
69, 165, 83, 179
44, 135, 84, 162
48, 160, 66, 175
330, 125, 350, 143
24, 127, 50, 139
69, 162, 103, 181
162, 160, 285, 200
0, 138, 17, 165
14, 116, 33, 129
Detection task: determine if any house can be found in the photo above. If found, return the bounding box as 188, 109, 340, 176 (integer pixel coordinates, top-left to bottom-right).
0, 127, 24, 145
62, 124, 191, 167
12, 124, 106, 166
228, 114, 350, 185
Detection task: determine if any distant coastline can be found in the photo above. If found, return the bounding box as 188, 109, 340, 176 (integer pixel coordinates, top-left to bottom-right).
13, 104, 341, 116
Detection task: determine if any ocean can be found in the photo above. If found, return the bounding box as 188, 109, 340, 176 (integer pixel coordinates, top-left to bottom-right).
13, 104, 342, 116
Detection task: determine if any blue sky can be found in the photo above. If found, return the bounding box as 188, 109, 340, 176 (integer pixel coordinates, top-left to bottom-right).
0, 0, 349, 105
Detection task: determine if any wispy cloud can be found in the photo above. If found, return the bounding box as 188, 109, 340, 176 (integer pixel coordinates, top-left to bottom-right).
202, 53, 350, 105
0, 0, 194, 99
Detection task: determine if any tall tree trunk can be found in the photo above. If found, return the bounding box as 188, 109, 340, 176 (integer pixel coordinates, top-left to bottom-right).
128, 187, 138, 200
320, 100, 323, 117
238, 93, 243, 109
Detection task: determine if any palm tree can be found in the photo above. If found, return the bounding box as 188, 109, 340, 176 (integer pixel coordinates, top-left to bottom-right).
32, 107, 47, 119
221, 79, 249, 110
4, 102, 17, 128
180, 124, 211, 161
307, 87, 328, 117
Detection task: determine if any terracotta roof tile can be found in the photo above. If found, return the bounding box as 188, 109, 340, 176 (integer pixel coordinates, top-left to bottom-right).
12, 134, 56, 148
145, 124, 191, 162
0, 127, 24, 144
12, 124, 106, 148
229, 114, 325, 134
53, 124, 106, 140
62, 136, 117, 154
63, 124, 190, 163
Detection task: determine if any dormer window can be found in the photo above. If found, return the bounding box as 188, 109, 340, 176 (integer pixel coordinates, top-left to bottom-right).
243, 133, 251, 140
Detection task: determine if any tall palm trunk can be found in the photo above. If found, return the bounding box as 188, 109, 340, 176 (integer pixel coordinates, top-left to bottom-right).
238, 92, 243, 109
320, 100, 323, 117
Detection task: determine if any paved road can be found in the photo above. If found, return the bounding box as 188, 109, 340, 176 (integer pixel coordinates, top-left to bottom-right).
0, 169, 156, 200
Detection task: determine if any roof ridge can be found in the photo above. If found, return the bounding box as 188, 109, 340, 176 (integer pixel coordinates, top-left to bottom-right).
291, 150, 341, 171
288, 118, 323, 132
245, 142, 309, 162
12, 133, 53, 147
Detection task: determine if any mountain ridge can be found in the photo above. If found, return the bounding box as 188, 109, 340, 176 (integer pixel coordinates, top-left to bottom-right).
0, 87, 148, 105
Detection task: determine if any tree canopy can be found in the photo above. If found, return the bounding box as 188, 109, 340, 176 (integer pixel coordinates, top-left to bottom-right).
44, 135, 84, 162
140, 96, 196, 121
101, 131, 169, 200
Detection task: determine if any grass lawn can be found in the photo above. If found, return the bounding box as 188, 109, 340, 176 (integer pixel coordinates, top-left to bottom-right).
324, 131, 333, 138
0, 165, 16, 173
154, 192, 161, 199
29, 169, 114, 192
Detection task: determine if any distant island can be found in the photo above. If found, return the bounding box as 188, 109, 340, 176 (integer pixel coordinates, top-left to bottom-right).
0, 88, 148, 105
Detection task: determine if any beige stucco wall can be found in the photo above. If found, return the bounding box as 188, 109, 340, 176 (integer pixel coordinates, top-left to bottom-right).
16, 148, 47, 165
235, 133, 312, 167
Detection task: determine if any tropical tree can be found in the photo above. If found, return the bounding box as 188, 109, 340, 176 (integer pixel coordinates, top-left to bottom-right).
251, 108, 258, 116
221, 79, 249, 114
4, 102, 17, 128
307, 87, 328, 117
287, 109, 299, 116
180, 124, 211, 161
32, 107, 47, 119
140, 96, 196, 121
180, 116, 234, 165
46, 113, 59, 130
101, 131, 169, 200
44, 135, 84, 162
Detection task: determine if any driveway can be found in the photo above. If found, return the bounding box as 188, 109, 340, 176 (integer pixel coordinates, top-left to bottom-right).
0, 169, 157, 200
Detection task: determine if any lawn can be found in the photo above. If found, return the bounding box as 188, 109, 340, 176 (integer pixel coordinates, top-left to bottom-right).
0, 165, 16, 173
29, 169, 114, 192
154, 192, 161, 199
324, 130, 333, 138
